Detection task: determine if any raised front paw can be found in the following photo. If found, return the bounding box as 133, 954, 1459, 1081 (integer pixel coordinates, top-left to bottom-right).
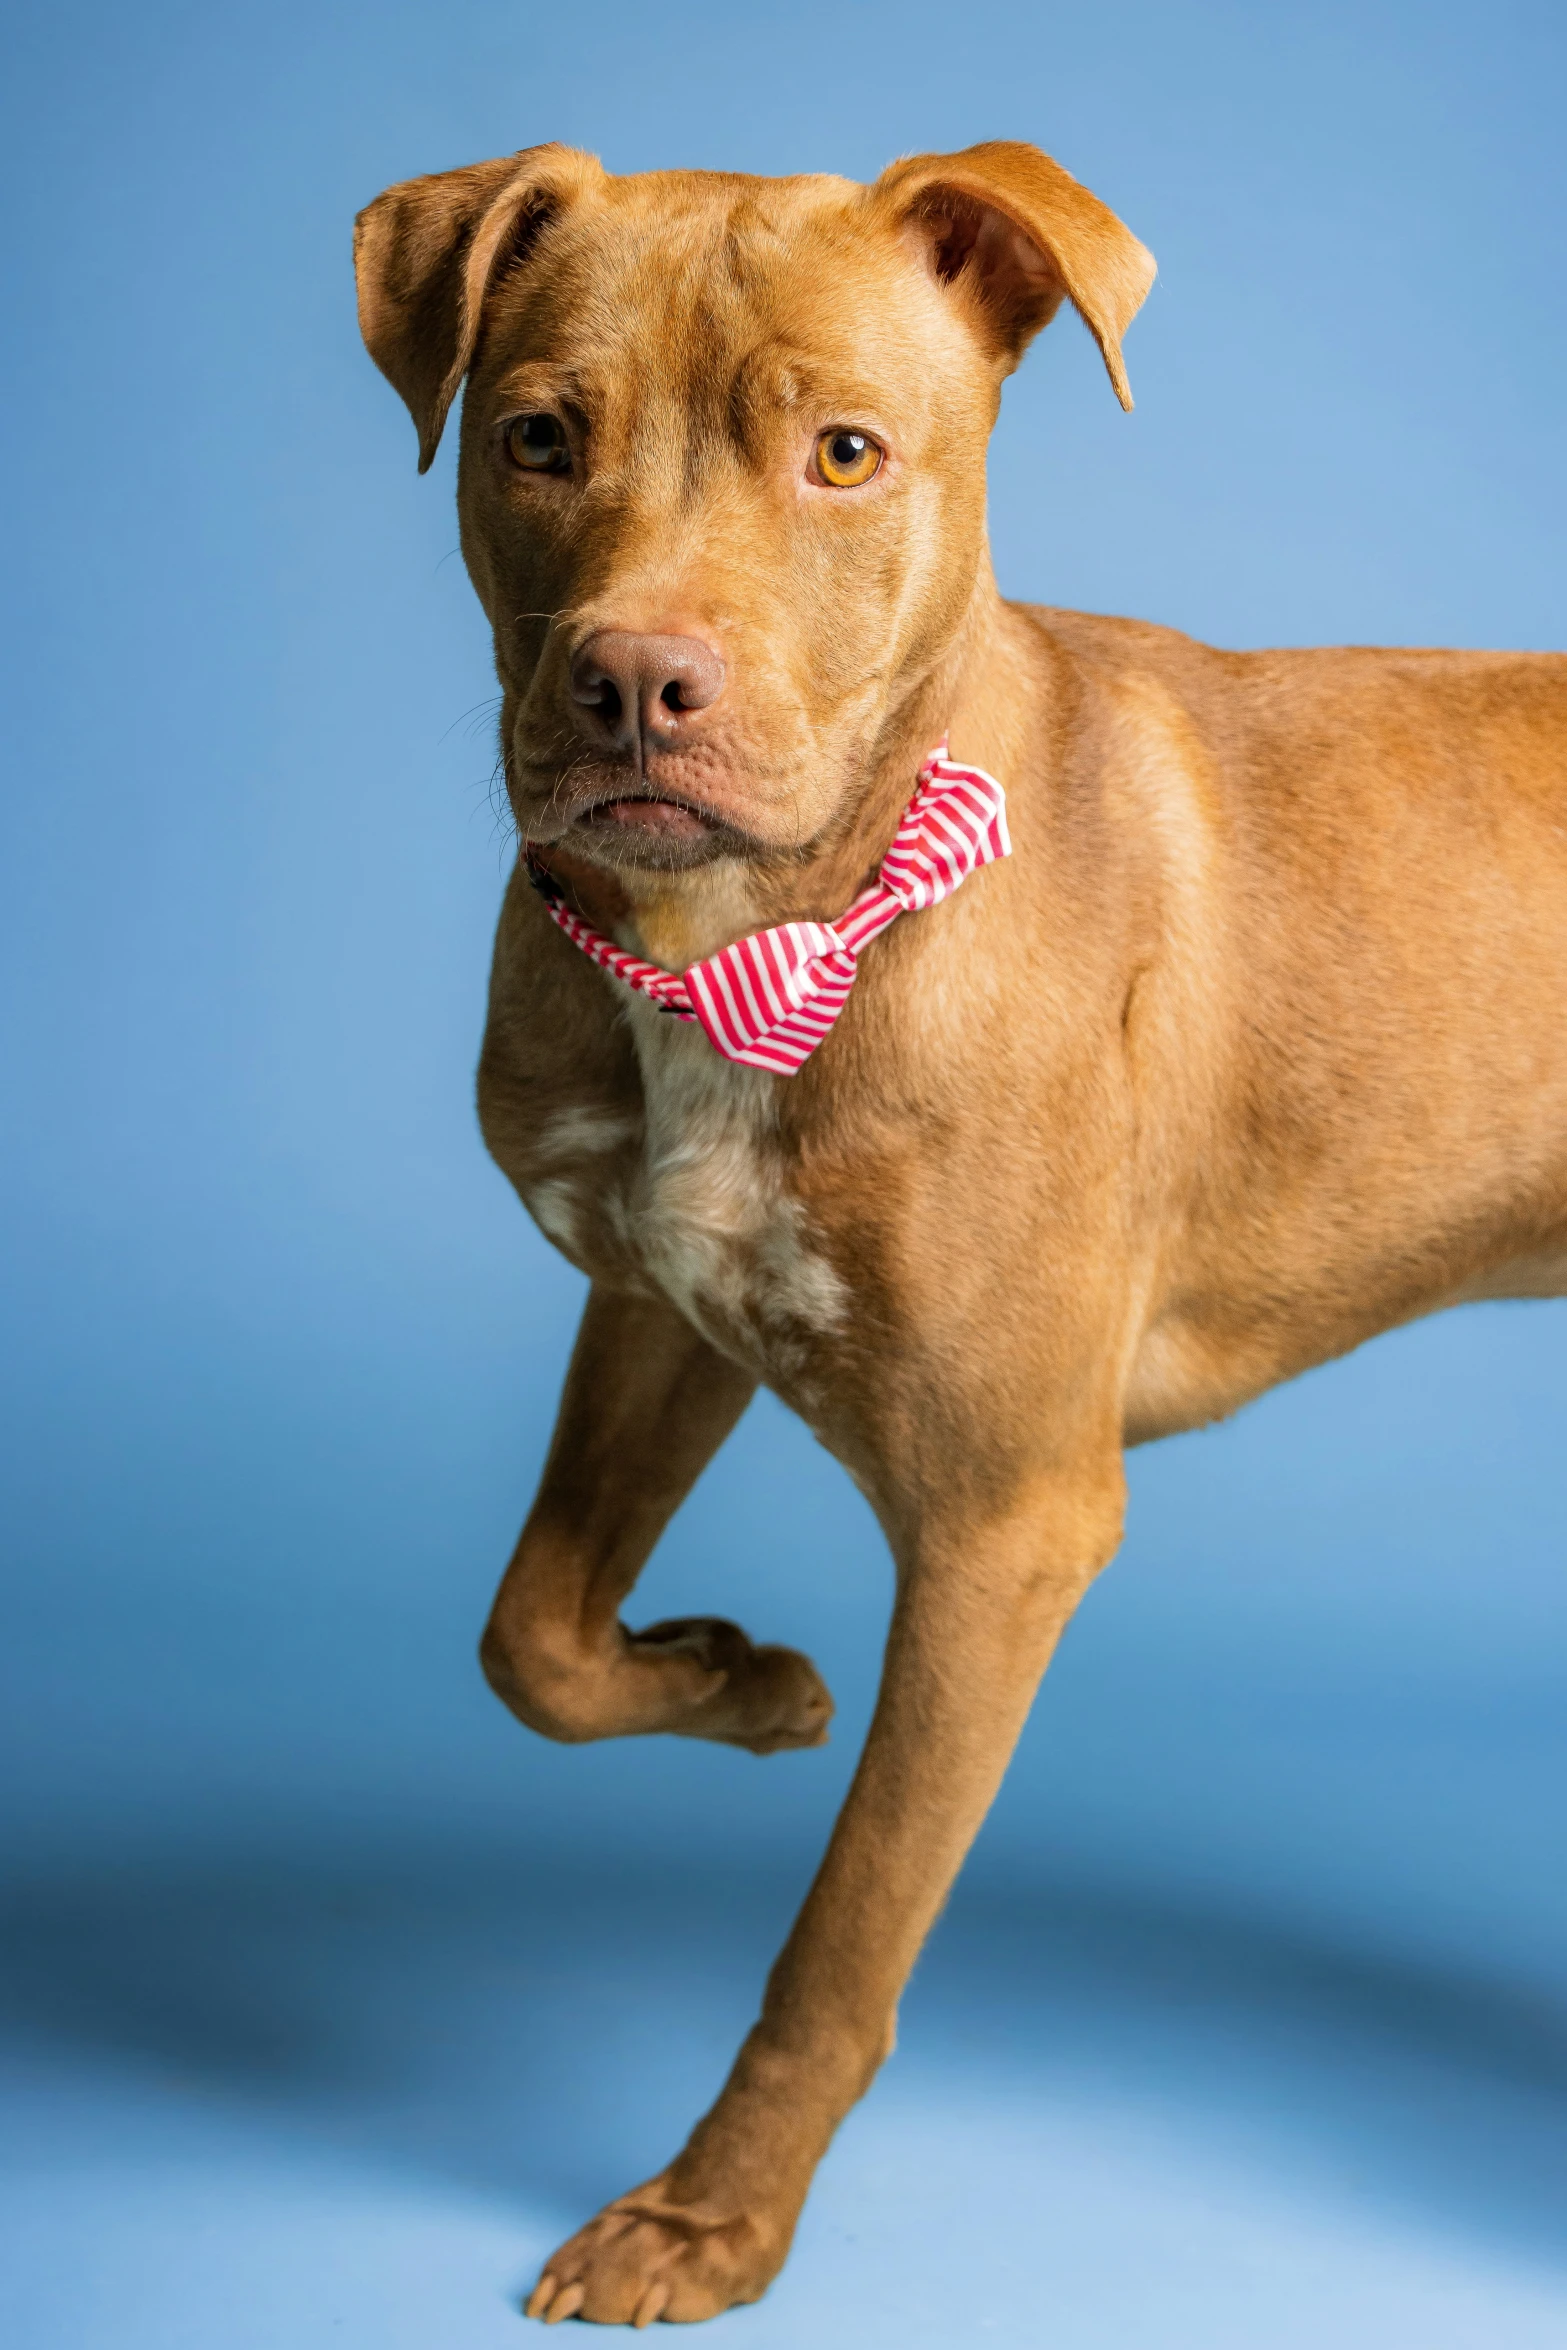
525, 2176, 786, 2327
628, 1615, 833, 1753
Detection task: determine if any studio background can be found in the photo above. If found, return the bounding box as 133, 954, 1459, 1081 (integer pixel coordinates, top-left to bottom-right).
2, 3, 1564, 2343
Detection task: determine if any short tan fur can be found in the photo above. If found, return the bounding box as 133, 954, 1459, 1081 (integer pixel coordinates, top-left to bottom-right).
355, 139, 1567, 2324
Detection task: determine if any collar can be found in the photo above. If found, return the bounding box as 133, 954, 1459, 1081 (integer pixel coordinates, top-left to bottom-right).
525, 742, 1010, 1076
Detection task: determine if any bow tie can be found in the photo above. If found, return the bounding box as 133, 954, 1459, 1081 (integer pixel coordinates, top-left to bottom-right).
525, 744, 1010, 1076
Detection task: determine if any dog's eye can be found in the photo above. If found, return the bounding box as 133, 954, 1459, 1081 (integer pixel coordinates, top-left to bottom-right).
814, 429, 883, 489
506, 414, 569, 473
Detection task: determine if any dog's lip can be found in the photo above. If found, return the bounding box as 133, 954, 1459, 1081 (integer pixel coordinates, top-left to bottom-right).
571, 789, 716, 839
512, 762, 777, 857
526, 775, 772, 853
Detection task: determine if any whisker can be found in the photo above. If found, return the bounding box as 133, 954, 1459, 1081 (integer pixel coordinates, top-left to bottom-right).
441, 695, 504, 746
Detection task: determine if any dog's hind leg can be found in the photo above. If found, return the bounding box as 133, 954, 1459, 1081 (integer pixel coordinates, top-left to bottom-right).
479, 1283, 833, 1754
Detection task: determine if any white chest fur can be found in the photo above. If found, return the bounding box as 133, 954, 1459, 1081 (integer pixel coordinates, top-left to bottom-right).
524, 1003, 848, 1375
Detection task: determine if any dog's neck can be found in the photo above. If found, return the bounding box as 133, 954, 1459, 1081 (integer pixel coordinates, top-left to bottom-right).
539, 562, 1027, 974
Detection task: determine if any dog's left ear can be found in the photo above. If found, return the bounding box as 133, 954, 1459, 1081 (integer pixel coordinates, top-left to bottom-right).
874, 140, 1155, 407
354, 144, 603, 470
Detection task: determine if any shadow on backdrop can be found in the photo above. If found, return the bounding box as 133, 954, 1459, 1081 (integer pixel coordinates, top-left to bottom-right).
4, 1847, 1567, 2262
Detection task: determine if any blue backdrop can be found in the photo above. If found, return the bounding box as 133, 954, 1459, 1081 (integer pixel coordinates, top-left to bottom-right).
2, 4, 1564, 2344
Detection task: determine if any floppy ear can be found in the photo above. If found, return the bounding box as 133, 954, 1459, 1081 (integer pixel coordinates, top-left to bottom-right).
353, 144, 601, 471
874, 140, 1155, 407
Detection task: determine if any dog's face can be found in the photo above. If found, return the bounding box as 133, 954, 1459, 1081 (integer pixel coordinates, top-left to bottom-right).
357, 143, 1152, 878
459, 169, 996, 874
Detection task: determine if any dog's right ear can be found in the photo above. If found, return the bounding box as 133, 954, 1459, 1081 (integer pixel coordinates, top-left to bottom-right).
874, 141, 1154, 407
354, 145, 601, 472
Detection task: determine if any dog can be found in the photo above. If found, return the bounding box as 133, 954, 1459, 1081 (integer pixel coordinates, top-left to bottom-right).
354, 138, 1567, 2325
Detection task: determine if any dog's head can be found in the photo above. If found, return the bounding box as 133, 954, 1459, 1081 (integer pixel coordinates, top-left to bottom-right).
356, 142, 1152, 882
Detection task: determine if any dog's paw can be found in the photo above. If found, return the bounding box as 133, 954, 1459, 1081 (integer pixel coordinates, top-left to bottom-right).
525, 2178, 784, 2327
627, 1616, 833, 1753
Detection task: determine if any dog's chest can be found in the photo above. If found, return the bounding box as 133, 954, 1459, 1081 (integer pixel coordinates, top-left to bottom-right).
523, 1006, 848, 1375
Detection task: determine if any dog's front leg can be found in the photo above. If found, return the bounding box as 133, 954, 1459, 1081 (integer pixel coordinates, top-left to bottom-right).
481, 1282, 834, 1754
527, 1453, 1127, 2326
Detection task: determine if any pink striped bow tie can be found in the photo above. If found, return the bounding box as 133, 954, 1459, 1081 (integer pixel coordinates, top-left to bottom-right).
526, 743, 1010, 1076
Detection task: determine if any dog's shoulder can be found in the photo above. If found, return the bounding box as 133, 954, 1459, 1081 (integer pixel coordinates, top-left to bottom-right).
1014, 602, 1223, 683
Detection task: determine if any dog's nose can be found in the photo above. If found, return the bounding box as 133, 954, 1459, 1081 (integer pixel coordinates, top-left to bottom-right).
569, 631, 726, 752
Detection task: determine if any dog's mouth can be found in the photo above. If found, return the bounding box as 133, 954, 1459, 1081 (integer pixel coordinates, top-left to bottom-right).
520, 768, 769, 870
573, 792, 716, 846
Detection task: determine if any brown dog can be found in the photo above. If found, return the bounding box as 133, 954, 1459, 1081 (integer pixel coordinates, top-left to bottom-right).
354, 139, 1567, 2325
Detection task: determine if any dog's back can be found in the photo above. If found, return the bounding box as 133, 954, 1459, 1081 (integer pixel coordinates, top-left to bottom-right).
1021, 607, 1567, 1432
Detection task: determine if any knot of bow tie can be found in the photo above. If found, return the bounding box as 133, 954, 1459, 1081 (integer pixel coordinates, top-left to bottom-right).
525, 743, 1010, 1075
